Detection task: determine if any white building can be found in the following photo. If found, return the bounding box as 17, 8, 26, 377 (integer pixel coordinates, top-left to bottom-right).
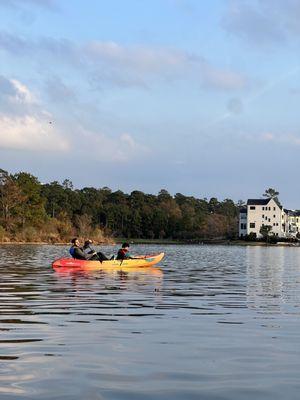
239, 198, 287, 238
285, 210, 300, 237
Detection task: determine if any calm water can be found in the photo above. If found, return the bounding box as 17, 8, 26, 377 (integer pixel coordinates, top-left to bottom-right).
1, 244, 300, 400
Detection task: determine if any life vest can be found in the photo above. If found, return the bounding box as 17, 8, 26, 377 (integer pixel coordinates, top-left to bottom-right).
69, 246, 75, 257
117, 248, 128, 259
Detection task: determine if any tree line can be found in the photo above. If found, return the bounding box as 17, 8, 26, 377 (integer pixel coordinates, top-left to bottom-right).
0, 168, 240, 243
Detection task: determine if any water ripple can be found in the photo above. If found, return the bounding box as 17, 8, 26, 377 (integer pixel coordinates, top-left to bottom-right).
1, 244, 300, 399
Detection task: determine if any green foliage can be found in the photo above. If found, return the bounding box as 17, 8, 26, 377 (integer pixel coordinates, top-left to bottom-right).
263, 188, 281, 206
14, 226, 39, 242
0, 170, 26, 229
259, 224, 272, 240
0, 225, 7, 241
13, 172, 47, 227
0, 167, 241, 242
263, 188, 279, 198
244, 232, 257, 241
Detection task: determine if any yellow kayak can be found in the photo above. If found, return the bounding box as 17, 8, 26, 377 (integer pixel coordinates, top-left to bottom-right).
52, 252, 165, 272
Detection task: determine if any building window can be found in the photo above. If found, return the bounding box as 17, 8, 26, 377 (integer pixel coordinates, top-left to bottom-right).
250, 223, 255, 228
262, 214, 265, 218
276, 223, 278, 226
262, 207, 265, 210
250, 206, 255, 210
265, 217, 268, 220
273, 223, 276, 226
273, 207, 276, 211
268, 218, 270, 222
269, 207, 271, 211
273, 215, 276, 218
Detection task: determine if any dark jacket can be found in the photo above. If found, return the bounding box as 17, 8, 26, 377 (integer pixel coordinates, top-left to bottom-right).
70, 246, 95, 260
116, 248, 131, 260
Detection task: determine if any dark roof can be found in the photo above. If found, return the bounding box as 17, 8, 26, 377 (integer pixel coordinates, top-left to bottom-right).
247, 198, 282, 209
247, 199, 270, 205
285, 209, 300, 216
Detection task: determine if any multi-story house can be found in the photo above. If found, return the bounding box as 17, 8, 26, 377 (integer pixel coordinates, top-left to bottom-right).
285, 210, 300, 237
239, 198, 287, 238
239, 208, 247, 236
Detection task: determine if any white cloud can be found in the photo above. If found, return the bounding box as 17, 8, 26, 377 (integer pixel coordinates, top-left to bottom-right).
85, 41, 186, 73
76, 128, 148, 162
262, 132, 275, 141
84, 41, 247, 90
10, 78, 36, 103
120, 133, 138, 149
0, 76, 69, 152
0, 33, 247, 91
200, 63, 246, 90
0, 115, 69, 151
261, 132, 300, 145
0, 74, 148, 159
45, 76, 76, 102
1, 0, 57, 11
0, 76, 37, 117
0, 75, 33, 103
222, 0, 300, 47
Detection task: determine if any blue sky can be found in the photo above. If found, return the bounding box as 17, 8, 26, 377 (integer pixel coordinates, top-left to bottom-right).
0, 0, 300, 207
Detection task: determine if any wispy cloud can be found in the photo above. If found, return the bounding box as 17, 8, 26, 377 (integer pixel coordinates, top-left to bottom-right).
1, 0, 57, 11
0, 74, 37, 116
0, 115, 69, 151
75, 128, 149, 163
0, 75, 35, 104
45, 76, 77, 103
222, 0, 300, 47
0, 76, 69, 152
0, 32, 247, 91
261, 132, 300, 146
0, 74, 148, 159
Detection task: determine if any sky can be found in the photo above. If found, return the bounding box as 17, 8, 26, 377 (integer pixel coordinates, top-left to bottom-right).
0, 0, 300, 207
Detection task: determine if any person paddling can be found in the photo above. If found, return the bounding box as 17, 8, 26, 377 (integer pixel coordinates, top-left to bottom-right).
69, 238, 109, 261
83, 239, 109, 261
116, 242, 134, 260
69, 238, 97, 260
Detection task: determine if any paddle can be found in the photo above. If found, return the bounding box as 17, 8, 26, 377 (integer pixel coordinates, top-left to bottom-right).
85, 242, 103, 263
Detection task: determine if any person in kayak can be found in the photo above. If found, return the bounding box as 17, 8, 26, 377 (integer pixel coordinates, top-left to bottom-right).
69, 238, 96, 260
116, 242, 134, 260
69, 238, 109, 261
83, 239, 109, 261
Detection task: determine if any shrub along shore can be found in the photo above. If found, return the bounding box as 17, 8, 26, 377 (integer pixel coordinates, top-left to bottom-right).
0, 168, 240, 244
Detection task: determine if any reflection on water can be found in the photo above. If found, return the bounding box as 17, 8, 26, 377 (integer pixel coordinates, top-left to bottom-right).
246, 246, 300, 313
1, 244, 300, 399
246, 246, 284, 312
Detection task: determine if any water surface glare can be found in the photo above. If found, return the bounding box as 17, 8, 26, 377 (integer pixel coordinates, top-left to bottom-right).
1, 244, 300, 399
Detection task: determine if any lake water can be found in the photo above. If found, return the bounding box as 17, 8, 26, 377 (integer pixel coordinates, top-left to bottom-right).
1, 244, 300, 400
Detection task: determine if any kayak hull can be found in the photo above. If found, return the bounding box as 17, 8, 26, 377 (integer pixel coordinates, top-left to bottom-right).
52, 252, 164, 271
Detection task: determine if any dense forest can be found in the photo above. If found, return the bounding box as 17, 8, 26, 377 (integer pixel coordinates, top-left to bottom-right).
0, 168, 240, 243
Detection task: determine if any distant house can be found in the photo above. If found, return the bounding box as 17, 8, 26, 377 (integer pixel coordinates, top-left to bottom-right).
239, 207, 247, 237
285, 210, 300, 237
239, 198, 287, 238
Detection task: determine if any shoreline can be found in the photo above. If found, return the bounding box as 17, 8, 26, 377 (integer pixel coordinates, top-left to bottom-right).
0, 239, 299, 247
